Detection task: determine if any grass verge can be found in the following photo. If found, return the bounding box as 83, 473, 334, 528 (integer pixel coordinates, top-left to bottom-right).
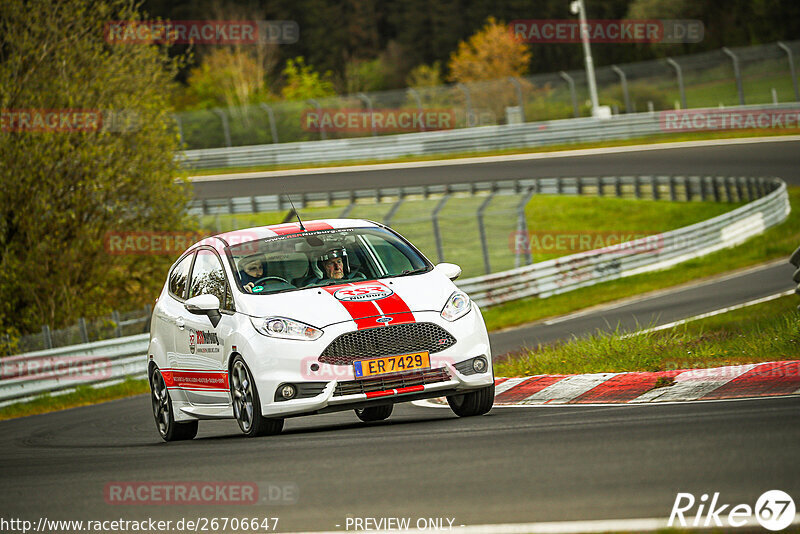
482, 186, 800, 332
0, 378, 149, 421
493, 294, 800, 377
187, 129, 799, 176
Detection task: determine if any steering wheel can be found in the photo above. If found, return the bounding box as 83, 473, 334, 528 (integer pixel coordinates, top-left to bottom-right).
252, 276, 290, 285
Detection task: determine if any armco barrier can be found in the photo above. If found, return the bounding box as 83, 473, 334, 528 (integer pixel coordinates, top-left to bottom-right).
456, 177, 789, 306
180, 103, 800, 170
0, 176, 789, 403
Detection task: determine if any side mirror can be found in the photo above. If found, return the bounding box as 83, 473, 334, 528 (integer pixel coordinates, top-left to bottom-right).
184, 294, 222, 327
436, 262, 462, 281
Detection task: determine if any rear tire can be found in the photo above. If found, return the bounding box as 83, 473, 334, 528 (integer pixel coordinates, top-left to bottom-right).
150, 369, 198, 442
354, 404, 393, 422
447, 383, 495, 417
230, 356, 284, 437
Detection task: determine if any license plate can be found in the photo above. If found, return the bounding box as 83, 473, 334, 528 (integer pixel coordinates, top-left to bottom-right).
353, 352, 430, 379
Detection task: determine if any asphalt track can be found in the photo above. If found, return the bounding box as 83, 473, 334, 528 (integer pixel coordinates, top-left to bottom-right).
190, 137, 800, 199
1, 394, 798, 532
2, 139, 799, 532
489, 260, 796, 356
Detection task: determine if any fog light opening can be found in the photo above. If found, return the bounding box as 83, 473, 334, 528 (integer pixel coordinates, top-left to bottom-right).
472, 357, 488, 374
280, 384, 297, 400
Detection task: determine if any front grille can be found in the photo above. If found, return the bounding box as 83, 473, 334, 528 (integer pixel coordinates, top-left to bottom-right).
319, 322, 456, 366
333, 368, 451, 397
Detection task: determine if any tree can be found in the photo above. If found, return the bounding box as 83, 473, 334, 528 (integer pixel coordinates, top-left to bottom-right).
0, 0, 192, 337
447, 16, 532, 83
181, 49, 273, 110
279, 57, 336, 101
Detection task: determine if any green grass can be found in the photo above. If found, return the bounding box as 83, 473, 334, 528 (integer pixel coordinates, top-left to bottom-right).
493, 294, 800, 377
186, 129, 799, 176
0, 378, 149, 421
482, 186, 800, 332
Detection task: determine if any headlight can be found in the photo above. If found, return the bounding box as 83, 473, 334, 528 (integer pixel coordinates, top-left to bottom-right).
441, 291, 471, 321
250, 317, 323, 341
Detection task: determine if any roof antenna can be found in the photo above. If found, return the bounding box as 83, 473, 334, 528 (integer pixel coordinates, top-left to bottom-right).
287, 195, 306, 231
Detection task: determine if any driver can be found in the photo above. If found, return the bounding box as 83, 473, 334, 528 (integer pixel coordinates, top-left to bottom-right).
318, 247, 348, 280
237, 254, 266, 293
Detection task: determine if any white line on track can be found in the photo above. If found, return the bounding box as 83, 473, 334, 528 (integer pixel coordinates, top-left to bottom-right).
624, 289, 795, 336
541, 259, 789, 327
188, 135, 800, 182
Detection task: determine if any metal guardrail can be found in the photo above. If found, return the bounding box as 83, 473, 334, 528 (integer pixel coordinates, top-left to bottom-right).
181, 103, 800, 170
0, 175, 789, 404
457, 176, 789, 306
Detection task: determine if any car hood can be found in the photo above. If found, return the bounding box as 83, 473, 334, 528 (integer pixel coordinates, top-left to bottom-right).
237, 271, 457, 328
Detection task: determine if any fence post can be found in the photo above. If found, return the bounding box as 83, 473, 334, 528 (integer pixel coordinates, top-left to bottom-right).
407, 88, 426, 131
78, 318, 89, 344
357, 92, 377, 136
383, 197, 404, 226
259, 103, 279, 143
614, 176, 622, 198
212, 108, 232, 148
42, 325, 52, 350
777, 42, 800, 102
559, 71, 580, 118
509, 77, 526, 122
457, 83, 474, 127
634, 175, 641, 199
669, 176, 677, 201
665, 58, 687, 109
432, 195, 450, 263
112, 310, 123, 338
651, 176, 659, 200
721, 47, 745, 106
516, 188, 535, 267
306, 99, 326, 140
477, 194, 495, 274
611, 66, 631, 113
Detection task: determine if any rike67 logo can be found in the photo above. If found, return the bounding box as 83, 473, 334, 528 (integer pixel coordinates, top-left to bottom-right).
669, 490, 796, 531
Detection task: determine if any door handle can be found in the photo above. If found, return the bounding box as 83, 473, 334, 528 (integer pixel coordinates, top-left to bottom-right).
176, 318, 185, 330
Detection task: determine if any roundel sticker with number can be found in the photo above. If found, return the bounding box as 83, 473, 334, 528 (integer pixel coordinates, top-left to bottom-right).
333, 285, 393, 302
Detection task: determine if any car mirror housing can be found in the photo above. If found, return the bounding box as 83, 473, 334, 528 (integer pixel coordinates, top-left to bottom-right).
436, 262, 462, 281
184, 294, 222, 327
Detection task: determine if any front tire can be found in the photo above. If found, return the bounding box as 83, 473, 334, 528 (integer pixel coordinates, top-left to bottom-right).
150, 369, 198, 441
354, 404, 393, 422
230, 356, 284, 437
447, 383, 495, 417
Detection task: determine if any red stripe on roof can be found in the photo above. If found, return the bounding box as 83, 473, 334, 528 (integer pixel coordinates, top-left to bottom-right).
700, 361, 800, 400
495, 375, 567, 404
269, 221, 334, 235
572, 370, 682, 404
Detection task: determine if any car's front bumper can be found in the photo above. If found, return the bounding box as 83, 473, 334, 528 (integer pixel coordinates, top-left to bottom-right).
244, 308, 493, 418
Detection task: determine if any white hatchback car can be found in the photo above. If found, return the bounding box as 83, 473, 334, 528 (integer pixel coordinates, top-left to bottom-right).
148, 219, 494, 440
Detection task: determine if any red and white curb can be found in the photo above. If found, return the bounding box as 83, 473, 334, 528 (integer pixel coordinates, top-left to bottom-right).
418, 361, 800, 408
491, 361, 800, 405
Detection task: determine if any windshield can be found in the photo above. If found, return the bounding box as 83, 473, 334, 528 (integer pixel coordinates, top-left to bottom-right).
226, 226, 431, 295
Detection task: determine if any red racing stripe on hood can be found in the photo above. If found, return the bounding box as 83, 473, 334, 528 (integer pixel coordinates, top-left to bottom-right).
323, 281, 416, 329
